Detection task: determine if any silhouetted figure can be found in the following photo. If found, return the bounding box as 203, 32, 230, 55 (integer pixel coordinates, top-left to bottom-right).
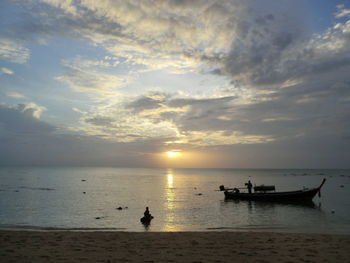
141, 207, 153, 225
144, 207, 150, 217
245, 180, 253, 194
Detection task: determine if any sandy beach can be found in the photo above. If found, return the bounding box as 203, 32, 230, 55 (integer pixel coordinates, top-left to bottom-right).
1, 231, 349, 263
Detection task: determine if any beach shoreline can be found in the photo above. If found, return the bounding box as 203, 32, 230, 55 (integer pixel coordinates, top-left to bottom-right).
1, 230, 349, 262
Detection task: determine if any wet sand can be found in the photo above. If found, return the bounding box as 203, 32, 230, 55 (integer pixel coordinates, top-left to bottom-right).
1, 231, 349, 262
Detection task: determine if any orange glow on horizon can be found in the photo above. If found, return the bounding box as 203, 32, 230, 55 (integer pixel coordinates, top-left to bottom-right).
155, 150, 226, 168
166, 151, 181, 158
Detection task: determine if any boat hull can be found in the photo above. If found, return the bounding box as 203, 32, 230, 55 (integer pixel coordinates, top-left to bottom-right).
224, 187, 320, 202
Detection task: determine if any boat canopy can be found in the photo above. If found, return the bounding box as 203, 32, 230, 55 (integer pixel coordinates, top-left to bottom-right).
254, 185, 275, 192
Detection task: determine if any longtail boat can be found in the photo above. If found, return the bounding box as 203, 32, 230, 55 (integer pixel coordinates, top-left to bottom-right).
219, 179, 326, 202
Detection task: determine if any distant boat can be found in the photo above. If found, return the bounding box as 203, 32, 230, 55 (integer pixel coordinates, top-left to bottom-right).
219, 179, 326, 202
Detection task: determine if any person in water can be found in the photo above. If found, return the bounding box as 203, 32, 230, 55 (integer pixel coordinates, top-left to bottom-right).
245, 180, 253, 194
141, 207, 153, 224
144, 207, 150, 217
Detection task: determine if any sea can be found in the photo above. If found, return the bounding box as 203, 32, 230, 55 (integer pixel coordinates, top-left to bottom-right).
0, 167, 349, 234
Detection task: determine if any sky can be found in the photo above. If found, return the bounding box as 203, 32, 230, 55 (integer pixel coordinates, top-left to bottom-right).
0, 0, 349, 168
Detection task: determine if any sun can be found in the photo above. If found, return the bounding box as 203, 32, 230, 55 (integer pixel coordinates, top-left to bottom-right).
166, 151, 181, 158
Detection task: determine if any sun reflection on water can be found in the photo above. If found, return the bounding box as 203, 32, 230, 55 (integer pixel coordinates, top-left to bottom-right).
167, 171, 173, 187
163, 169, 177, 231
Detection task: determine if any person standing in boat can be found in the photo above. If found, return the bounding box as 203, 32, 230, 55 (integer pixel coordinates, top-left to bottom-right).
245, 180, 253, 194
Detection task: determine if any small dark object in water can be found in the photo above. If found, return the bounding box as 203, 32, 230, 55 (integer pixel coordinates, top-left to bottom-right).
340, 185, 344, 188
196, 193, 203, 196
340, 175, 345, 177
331, 210, 335, 214
141, 207, 153, 225
81, 179, 86, 182
117, 207, 123, 210
95, 217, 101, 219
83, 191, 86, 194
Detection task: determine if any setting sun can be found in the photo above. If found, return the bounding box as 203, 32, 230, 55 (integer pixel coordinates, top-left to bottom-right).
166, 151, 181, 158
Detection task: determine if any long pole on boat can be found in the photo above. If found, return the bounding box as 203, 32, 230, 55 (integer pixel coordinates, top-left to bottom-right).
317, 178, 326, 197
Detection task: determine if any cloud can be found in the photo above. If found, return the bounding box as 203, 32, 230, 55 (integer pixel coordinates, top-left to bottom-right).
0, 102, 165, 167
55, 65, 128, 95
17, 0, 239, 76
0, 103, 52, 134
211, 3, 350, 87
0, 38, 30, 64
0, 100, 348, 168
6, 0, 350, 89
74, 92, 278, 146
76, 71, 350, 148
28, 0, 349, 89
178, 130, 274, 146
17, 103, 47, 119
335, 5, 350, 18
125, 92, 168, 113
6, 92, 26, 99
78, 108, 180, 143
0, 67, 14, 75
1, 0, 350, 167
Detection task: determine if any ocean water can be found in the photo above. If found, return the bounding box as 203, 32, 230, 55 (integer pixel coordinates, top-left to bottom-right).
0, 167, 349, 233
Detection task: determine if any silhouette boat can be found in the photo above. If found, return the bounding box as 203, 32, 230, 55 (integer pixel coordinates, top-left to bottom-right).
219, 179, 326, 202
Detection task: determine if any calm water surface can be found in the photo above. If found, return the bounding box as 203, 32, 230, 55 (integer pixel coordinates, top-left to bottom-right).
0, 167, 349, 233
